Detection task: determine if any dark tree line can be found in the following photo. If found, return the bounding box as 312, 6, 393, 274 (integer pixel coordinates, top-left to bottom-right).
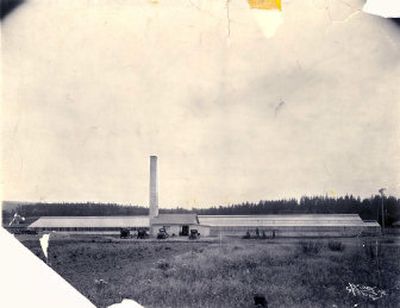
2, 195, 400, 227
3, 202, 148, 217
194, 195, 399, 227
1, 201, 191, 225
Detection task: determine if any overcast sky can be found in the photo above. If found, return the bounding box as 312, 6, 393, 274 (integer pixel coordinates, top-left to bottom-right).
2, 0, 399, 208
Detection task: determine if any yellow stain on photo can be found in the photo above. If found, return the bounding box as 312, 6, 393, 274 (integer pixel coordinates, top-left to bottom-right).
249, 0, 283, 38
248, 0, 282, 11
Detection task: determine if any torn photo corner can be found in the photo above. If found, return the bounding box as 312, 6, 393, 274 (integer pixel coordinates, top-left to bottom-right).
0, 228, 96, 308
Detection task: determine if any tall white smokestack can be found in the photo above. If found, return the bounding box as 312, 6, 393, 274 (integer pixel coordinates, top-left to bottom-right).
149, 155, 159, 219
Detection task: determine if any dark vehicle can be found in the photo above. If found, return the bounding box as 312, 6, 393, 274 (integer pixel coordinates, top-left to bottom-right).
189, 229, 200, 240
137, 228, 149, 239
120, 228, 130, 239
243, 230, 251, 239
157, 227, 169, 239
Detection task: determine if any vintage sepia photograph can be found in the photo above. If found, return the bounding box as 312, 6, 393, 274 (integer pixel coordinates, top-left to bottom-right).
1, 1, 400, 307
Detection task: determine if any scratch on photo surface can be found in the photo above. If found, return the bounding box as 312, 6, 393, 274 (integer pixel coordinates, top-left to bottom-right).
274, 99, 285, 116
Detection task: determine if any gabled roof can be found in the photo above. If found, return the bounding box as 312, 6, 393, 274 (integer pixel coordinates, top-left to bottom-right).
363, 220, 381, 227
28, 216, 149, 228
392, 221, 400, 227
151, 214, 198, 225
197, 214, 367, 227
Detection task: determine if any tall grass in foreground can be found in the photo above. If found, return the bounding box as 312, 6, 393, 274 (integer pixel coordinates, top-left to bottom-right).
106, 242, 399, 308
327, 240, 346, 252
19, 235, 400, 308
299, 241, 323, 254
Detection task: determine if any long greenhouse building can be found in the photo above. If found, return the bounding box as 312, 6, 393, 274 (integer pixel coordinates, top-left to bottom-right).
28, 214, 380, 237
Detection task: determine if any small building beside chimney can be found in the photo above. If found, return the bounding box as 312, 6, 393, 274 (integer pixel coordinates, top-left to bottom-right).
150, 213, 210, 237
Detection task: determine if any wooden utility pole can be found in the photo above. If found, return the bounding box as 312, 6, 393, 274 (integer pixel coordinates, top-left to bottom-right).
379, 188, 386, 235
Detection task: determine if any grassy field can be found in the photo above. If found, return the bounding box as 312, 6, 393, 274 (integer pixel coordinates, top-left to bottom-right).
17, 234, 400, 308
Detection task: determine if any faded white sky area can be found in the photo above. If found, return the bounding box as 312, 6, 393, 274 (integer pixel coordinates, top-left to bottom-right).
1, 0, 400, 208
